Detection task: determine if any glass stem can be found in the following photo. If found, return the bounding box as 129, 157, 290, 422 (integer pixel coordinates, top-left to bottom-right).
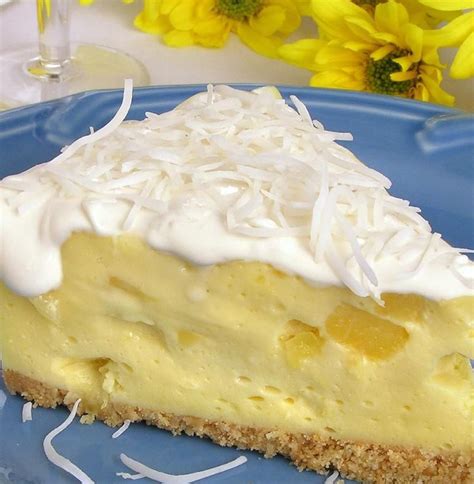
36, 0, 71, 77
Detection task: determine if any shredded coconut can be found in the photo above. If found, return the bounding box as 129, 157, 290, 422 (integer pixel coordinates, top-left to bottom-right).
0, 390, 6, 410
118, 453, 247, 483
1, 83, 472, 300
22, 401, 33, 422
325, 470, 341, 484
116, 472, 143, 480
112, 419, 131, 439
43, 399, 94, 484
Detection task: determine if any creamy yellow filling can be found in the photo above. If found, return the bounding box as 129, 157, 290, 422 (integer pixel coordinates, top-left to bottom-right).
1, 233, 473, 453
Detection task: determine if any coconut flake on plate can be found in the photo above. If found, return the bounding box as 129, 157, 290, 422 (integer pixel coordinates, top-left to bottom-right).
112, 419, 131, 439
117, 453, 247, 483
22, 401, 33, 422
43, 399, 95, 484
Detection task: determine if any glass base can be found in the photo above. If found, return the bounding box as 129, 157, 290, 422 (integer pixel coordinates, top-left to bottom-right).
0, 43, 150, 109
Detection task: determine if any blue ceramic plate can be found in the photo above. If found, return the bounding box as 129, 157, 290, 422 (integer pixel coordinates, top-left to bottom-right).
0, 85, 473, 484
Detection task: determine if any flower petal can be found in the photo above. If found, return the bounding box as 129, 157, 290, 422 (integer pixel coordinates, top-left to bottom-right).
424, 11, 474, 47
169, 0, 195, 30
135, 1, 171, 35
421, 64, 443, 83
314, 45, 365, 68
403, 23, 423, 62
266, 0, 301, 33
370, 44, 395, 61
280, 4, 302, 34
392, 55, 414, 72
310, 70, 365, 91
422, 47, 444, 69
350, 66, 366, 81
278, 39, 323, 69
416, 0, 473, 10
295, 0, 311, 16
413, 82, 430, 102
161, 0, 181, 15
344, 16, 379, 44
193, 15, 229, 36
237, 23, 281, 58
450, 32, 474, 79
390, 70, 417, 81
198, 32, 230, 48
420, 72, 455, 106
371, 31, 401, 45
311, 0, 373, 41
374, 1, 409, 37
342, 40, 375, 52
196, 0, 215, 19
142, 0, 160, 20
163, 29, 195, 47
249, 5, 286, 36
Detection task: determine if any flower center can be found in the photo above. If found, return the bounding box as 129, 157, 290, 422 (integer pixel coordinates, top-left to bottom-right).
366, 50, 417, 96
216, 0, 262, 20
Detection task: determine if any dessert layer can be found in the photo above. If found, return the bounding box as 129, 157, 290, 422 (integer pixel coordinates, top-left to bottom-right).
4, 370, 472, 484
1, 233, 472, 453
1, 85, 473, 300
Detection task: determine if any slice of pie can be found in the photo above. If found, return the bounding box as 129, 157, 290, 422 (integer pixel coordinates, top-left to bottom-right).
1, 83, 472, 483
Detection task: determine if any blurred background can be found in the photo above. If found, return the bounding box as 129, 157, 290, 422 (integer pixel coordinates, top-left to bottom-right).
0, 0, 472, 110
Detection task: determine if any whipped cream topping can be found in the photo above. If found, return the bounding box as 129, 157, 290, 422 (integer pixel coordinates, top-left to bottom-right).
1, 82, 473, 301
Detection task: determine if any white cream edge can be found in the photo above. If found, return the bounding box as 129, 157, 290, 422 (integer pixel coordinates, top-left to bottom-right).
0, 80, 473, 302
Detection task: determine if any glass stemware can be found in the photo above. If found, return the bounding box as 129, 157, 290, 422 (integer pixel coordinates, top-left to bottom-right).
0, 0, 149, 108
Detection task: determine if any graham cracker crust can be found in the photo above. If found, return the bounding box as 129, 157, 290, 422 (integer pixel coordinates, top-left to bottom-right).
4, 369, 472, 484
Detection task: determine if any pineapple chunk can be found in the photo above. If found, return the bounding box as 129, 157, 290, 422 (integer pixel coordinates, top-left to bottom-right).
378, 293, 433, 323
178, 330, 202, 347
326, 304, 409, 359
431, 353, 473, 389
280, 319, 324, 368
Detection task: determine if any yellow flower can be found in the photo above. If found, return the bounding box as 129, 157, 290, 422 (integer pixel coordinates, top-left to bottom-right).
280, 0, 457, 105
350, 0, 474, 78
418, 2, 474, 79
417, 0, 473, 9
295, 0, 312, 15
134, 0, 302, 58
352, 0, 463, 28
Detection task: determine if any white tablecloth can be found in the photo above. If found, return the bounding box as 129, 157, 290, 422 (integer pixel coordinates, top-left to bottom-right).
1, 0, 473, 110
